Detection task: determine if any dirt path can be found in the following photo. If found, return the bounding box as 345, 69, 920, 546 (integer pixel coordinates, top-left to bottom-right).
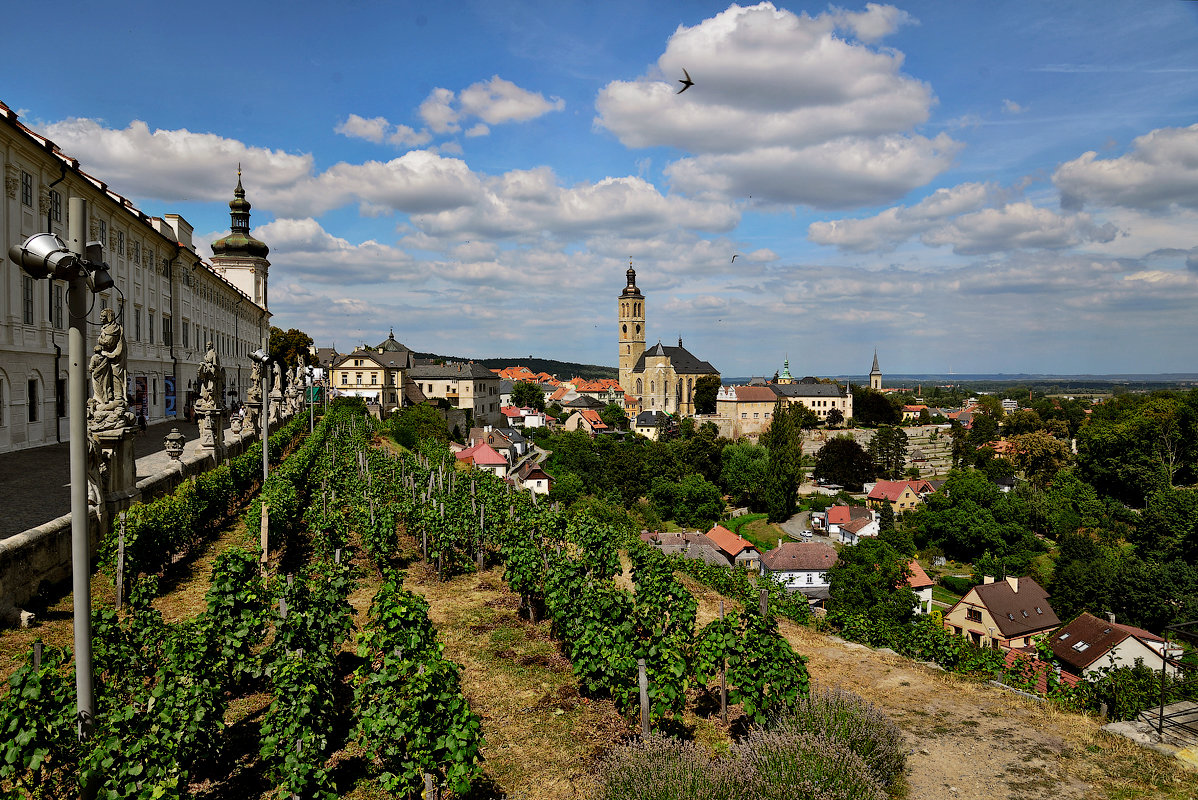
675, 573, 1198, 800
404, 562, 628, 800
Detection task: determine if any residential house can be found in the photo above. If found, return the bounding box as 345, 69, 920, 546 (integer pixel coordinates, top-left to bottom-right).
942, 576, 1061, 651
760, 542, 838, 603
564, 407, 609, 436
640, 530, 727, 567
408, 361, 502, 426
823, 504, 875, 538
839, 515, 880, 546
713, 385, 779, 440
632, 409, 671, 440
1001, 649, 1082, 694
902, 404, 928, 422
1047, 612, 1182, 680
868, 479, 936, 514
704, 525, 761, 570
907, 560, 934, 615
512, 459, 553, 496
330, 347, 406, 407
454, 441, 508, 478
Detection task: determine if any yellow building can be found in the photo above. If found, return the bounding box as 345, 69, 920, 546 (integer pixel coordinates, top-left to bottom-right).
330, 348, 405, 407
942, 576, 1060, 651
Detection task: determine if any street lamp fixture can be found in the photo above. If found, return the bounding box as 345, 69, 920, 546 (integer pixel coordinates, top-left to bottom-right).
8, 203, 116, 744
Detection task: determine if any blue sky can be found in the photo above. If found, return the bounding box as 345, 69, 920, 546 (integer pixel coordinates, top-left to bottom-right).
5, 1, 1198, 377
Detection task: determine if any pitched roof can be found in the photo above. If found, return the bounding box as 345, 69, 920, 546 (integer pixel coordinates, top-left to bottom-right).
906, 560, 933, 589
705, 525, 757, 559
771, 382, 845, 399
1002, 649, 1081, 694
868, 479, 934, 502
632, 342, 718, 376
731, 385, 778, 403
1047, 612, 1166, 672
579, 408, 608, 430
409, 361, 498, 380
841, 516, 875, 535
331, 349, 389, 370
970, 577, 1060, 638
761, 542, 838, 572
455, 442, 508, 467
826, 504, 872, 526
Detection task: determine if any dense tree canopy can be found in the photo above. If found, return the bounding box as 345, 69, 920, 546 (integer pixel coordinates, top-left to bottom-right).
828, 539, 916, 627
693, 374, 722, 415
761, 400, 804, 522
813, 436, 875, 491
268, 326, 314, 368
868, 426, 909, 480
511, 380, 546, 411
851, 386, 899, 426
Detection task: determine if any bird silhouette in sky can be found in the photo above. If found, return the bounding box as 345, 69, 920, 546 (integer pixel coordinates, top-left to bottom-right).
731, 254, 740, 263
677, 68, 694, 94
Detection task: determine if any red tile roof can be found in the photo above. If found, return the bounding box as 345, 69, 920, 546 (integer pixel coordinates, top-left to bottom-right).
1047, 612, 1167, 672
579, 407, 608, 430
1002, 649, 1081, 694
704, 525, 756, 558
455, 442, 508, 467
761, 542, 838, 572
868, 479, 934, 502
906, 560, 933, 589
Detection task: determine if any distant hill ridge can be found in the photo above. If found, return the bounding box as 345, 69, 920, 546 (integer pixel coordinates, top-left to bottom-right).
413, 353, 617, 381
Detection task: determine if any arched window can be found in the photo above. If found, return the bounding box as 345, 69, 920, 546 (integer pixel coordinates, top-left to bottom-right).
622, 324, 627, 334
687, 378, 693, 403
636, 378, 642, 394
650, 381, 654, 395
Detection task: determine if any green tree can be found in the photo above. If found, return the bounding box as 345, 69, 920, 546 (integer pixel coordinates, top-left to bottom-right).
550, 472, 586, 506
852, 385, 900, 426
825, 407, 844, 428
869, 426, 909, 480
1009, 430, 1071, 489
387, 403, 449, 449
813, 436, 875, 491
268, 326, 314, 367
600, 403, 628, 431
720, 441, 769, 510
510, 380, 545, 411
761, 400, 803, 522
693, 374, 722, 414
827, 539, 916, 626
649, 474, 724, 528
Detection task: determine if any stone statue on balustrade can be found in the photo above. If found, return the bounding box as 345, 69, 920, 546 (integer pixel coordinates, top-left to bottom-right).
195, 342, 226, 413
87, 308, 136, 434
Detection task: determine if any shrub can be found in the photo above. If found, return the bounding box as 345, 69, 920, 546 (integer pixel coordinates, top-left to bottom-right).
736, 728, 885, 800
773, 687, 905, 789
594, 734, 743, 800
938, 575, 975, 596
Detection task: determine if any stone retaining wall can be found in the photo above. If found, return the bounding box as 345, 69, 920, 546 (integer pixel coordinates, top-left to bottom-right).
0, 419, 287, 625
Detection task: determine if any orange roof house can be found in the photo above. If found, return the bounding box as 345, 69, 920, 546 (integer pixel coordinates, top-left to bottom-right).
704, 525, 760, 568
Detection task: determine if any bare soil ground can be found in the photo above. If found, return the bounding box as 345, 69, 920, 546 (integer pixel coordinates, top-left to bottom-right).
675, 572, 1198, 800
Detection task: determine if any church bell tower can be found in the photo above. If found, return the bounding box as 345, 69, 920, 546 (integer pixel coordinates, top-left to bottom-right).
618, 262, 645, 393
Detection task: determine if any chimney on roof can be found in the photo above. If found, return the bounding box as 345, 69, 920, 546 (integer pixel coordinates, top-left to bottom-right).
983, 575, 995, 585
1005, 575, 1019, 593
778, 538, 783, 549
1106, 611, 1116, 624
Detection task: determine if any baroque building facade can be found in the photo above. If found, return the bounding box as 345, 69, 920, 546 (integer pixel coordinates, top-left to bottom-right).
0, 101, 269, 453
616, 264, 718, 416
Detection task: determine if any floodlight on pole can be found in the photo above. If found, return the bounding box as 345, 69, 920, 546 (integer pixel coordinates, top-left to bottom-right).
250, 349, 271, 484
8, 199, 116, 755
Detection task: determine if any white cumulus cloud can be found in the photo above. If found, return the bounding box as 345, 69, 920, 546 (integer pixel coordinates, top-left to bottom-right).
1055, 123, 1198, 211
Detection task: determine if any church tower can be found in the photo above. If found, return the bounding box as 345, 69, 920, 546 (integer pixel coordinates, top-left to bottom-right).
870, 349, 883, 391
618, 262, 645, 393
210, 168, 271, 311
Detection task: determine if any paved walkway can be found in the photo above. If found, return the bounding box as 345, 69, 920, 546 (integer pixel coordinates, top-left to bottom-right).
0, 419, 243, 539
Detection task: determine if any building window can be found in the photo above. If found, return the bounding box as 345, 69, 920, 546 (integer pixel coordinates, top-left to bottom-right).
117, 231, 124, 257
806, 573, 813, 584
52, 284, 64, 330
0, 380, 5, 427
356, 373, 363, 385
371, 374, 377, 384
132, 241, 141, 264
56, 378, 65, 419
49, 189, 62, 222
27, 380, 38, 422
23, 277, 35, 325
20, 171, 33, 206
98, 219, 107, 247
162, 317, 173, 348
148, 312, 155, 344
134, 309, 141, 342
966, 608, 982, 623
152, 379, 158, 405
341, 374, 348, 385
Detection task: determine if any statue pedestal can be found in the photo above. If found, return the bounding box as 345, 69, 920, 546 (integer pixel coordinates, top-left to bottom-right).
94, 426, 140, 523
196, 408, 228, 462
243, 401, 261, 435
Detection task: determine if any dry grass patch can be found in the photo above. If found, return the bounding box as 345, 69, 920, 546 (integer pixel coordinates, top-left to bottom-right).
404, 564, 629, 800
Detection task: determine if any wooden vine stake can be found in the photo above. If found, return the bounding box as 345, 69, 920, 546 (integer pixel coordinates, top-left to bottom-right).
115, 511, 127, 610
260, 503, 270, 570
638, 658, 650, 736
759, 588, 769, 618
33, 639, 43, 671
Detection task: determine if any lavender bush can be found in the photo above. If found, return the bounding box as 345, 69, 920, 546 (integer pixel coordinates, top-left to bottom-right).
735, 728, 886, 800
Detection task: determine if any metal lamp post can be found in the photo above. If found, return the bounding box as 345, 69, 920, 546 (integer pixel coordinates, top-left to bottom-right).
9, 197, 114, 747
250, 349, 271, 483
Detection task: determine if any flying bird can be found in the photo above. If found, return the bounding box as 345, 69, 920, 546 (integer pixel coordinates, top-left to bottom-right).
676, 68, 694, 94
731, 254, 740, 263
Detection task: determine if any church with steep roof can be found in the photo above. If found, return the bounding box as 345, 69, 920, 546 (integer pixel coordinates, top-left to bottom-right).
616, 264, 719, 416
